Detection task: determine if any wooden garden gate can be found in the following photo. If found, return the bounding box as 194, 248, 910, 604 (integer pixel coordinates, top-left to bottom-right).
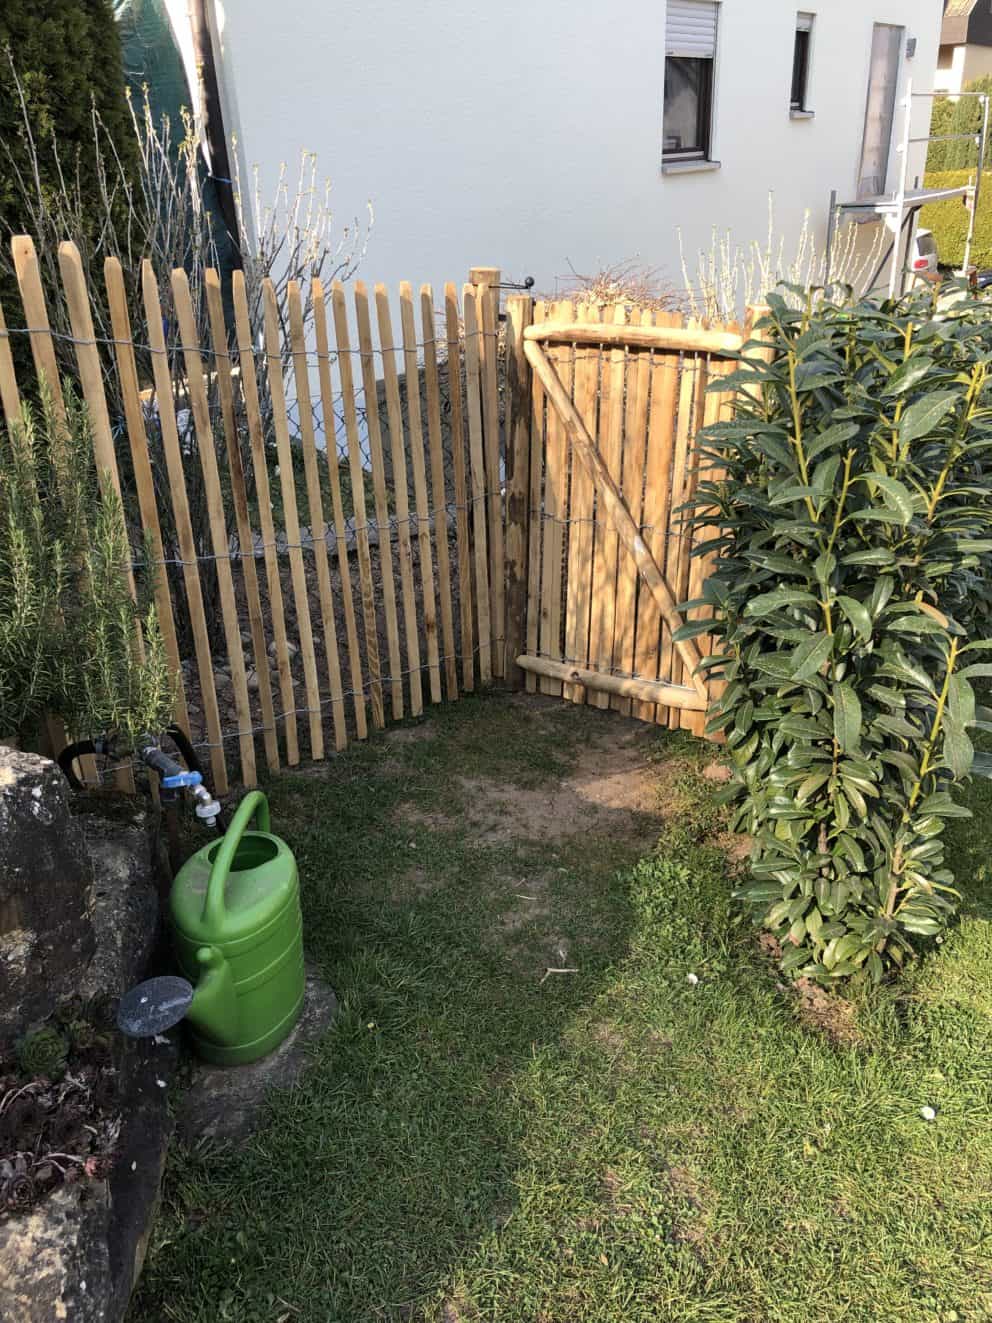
505, 304, 748, 737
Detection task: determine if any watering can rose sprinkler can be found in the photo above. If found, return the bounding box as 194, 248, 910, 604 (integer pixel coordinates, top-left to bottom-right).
118, 791, 306, 1066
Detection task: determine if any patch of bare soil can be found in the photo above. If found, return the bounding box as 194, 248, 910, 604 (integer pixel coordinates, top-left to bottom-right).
393, 717, 671, 849
793, 977, 862, 1047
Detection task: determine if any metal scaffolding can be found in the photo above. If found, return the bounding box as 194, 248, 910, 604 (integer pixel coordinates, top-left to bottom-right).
825, 79, 990, 298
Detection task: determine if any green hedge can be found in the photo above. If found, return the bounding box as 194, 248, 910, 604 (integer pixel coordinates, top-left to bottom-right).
920, 170, 992, 270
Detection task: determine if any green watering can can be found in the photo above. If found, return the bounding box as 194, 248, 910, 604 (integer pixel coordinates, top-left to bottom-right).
118, 792, 305, 1066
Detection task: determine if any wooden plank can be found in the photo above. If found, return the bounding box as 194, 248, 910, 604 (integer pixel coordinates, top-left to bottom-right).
399, 281, 441, 704
104, 258, 190, 736
421, 285, 458, 700
313, 278, 368, 739
516, 655, 706, 708
670, 341, 710, 730
204, 268, 280, 772
331, 281, 384, 729
11, 237, 66, 422
262, 278, 325, 761
286, 279, 347, 752
478, 282, 505, 676
632, 315, 682, 723
525, 322, 743, 354
682, 346, 734, 737
523, 300, 547, 694
0, 299, 21, 427
663, 337, 703, 726
503, 294, 533, 689
141, 260, 228, 793
58, 243, 138, 793
538, 301, 573, 696
563, 303, 599, 705
355, 281, 403, 719
523, 338, 708, 700
612, 312, 653, 716
12, 236, 87, 783
462, 284, 492, 685
376, 284, 424, 716
171, 268, 257, 786
587, 304, 626, 710
232, 271, 299, 764
445, 283, 474, 692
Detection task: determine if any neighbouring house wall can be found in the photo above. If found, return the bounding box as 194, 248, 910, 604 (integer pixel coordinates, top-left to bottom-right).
935, 42, 968, 92
935, 41, 992, 93
963, 41, 992, 83
193, 0, 941, 301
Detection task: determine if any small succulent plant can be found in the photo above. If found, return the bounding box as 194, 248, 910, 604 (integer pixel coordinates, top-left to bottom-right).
16, 1027, 69, 1083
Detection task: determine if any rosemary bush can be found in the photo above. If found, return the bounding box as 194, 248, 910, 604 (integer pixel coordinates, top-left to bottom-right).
0, 387, 173, 747
684, 285, 992, 983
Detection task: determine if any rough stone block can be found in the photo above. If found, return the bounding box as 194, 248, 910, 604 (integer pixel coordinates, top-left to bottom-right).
0, 748, 95, 1040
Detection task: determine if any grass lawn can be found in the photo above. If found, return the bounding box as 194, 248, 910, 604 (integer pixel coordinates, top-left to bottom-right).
131, 693, 992, 1323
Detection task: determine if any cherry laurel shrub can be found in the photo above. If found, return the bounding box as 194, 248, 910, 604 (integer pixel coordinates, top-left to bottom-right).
682, 286, 992, 983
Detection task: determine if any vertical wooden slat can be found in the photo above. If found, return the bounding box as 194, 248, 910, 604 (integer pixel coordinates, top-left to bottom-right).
682, 347, 733, 737
262, 278, 325, 761
313, 278, 368, 739
632, 314, 681, 724
141, 261, 228, 793
11, 237, 66, 422
462, 285, 492, 685
11, 236, 78, 778
204, 269, 279, 773
478, 282, 505, 676
538, 301, 574, 696
444, 282, 474, 692
376, 284, 424, 716
171, 269, 257, 786
399, 282, 441, 705
104, 259, 190, 736
332, 281, 384, 729
503, 294, 533, 688
58, 243, 137, 793
0, 299, 22, 427
421, 286, 458, 700
563, 303, 599, 704
669, 342, 708, 730
286, 280, 347, 752
612, 311, 653, 716
524, 300, 547, 694
232, 271, 299, 764
588, 303, 627, 710
355, 281, 403, 720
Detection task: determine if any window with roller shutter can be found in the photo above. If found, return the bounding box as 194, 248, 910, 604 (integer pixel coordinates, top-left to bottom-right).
663, 0, 718, 162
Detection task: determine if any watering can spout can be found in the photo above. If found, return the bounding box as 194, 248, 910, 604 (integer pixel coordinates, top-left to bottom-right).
185, 946, 239, 1046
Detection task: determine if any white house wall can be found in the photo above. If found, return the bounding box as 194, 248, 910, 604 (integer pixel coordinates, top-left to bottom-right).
206, 0, 942, 301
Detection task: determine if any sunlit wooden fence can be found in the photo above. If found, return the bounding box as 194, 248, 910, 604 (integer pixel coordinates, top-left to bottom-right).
0, 236, 753, 792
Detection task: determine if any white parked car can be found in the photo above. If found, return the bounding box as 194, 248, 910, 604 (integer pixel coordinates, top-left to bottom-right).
911, 228, 940, 280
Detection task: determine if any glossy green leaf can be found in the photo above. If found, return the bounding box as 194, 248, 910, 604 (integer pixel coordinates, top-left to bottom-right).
833, 683, 862, 753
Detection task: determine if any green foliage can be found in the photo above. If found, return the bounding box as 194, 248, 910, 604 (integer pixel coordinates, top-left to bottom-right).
16, 1026, 68, 1083
926, 79, 992, 173
920, 169, 992, 269
684, 285, 992, 984
0, 386, 173, 745
0, 1, 136, 228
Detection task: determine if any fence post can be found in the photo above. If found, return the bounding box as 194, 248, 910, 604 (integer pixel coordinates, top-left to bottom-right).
470, 266, 504, 675
504, 294, 533, 687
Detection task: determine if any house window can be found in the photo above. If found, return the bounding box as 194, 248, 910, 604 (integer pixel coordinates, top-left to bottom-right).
792, 13, 814, 111
664, 1, 718, 161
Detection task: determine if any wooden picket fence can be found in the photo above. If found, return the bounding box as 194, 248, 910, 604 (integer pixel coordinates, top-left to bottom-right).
0, 236, 752, 793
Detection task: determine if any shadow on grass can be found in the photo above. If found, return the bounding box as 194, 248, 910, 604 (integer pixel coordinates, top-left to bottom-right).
129, 695, 664, 1323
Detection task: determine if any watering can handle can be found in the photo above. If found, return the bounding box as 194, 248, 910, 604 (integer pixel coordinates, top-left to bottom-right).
203, 791, 271, 927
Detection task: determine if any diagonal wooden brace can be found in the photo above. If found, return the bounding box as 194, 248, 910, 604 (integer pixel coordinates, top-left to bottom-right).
523, 338, 709, 703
